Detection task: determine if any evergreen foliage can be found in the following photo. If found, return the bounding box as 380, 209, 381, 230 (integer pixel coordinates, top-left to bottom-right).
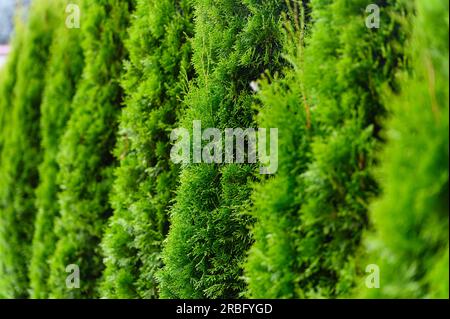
244, 2, 313, 298
0, 19, 24, 300
157, 0, 287, 298
294, 0, 408, 297
0, 20, 23, 166
29, 0, 85, 299
245, 0, 409, 298
0, 0, 58, 298
100, 0, 194, 299
0, 0, 446, 300
48, 0, 134, 298
361, 0, 449, 298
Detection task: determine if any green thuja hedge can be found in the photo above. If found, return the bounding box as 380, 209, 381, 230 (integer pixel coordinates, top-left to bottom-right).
0, 19, 23, 169
0, 0, 58, 298
29, 0, 85, 299
246, 0, 410, 298
100, 0, 193, 299
158, 0, 287, 298
361, 0, 449, 298
244, 2, 314, 298
296, 0, 408, 297
48, 0, 134, 298
295, 0, 410, 298
0, 0, 447, 300
0, 19, 24, 300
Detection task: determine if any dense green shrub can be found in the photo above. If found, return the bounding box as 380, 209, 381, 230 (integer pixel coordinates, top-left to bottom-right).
245, 0, 409, 298
29, 0, 85, 299
361, 0, 449, 298
0, 19, 23, 168
295, 0, 409, 298
158, 0, 287, 299
0, 1, 58, 298
48, 0, 134, 298
0, 0, 446, 300
244, 3, 314, 298
0, 19, 24, 300
100, 0, 193, 299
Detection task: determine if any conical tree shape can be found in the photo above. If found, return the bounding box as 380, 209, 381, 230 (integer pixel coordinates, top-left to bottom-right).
29, 0, 85, 299
0, 0, 58, 298
158, 0, 287, 298
361, 0, 449, 298
48, 0, 134, 298
100, 0, 194, 299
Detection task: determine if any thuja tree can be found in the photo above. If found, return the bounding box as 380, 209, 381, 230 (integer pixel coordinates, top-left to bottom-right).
48, 0, 134, 298
158, 0, 286, 298
294, 0, 408, 297
246, 0, 409, 298
244, 2, 314, 298
100, 0, 193, 299
0, 19, 24, 300
0, 1, 58, 298
29, 0, 85, 299
0, 20, 23, 168
361, 0, 449, 298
